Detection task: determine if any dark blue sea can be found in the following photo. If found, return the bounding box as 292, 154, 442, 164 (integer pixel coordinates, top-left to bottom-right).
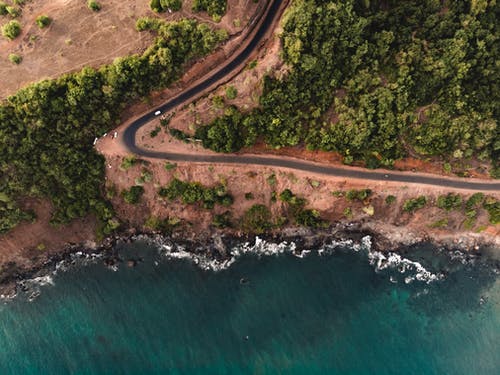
1, 237, 499, 374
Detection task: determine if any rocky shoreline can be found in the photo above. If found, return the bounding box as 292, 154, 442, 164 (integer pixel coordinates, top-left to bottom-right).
1, 221, 498, 299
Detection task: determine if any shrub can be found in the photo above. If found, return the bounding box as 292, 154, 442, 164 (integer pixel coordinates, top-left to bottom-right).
429, 218, 448, 228
279, 189, 294, 203
2, 20, 21, 40
192, 0, 227, 21
6, 6, 20, 18
150, 126, 161, 138
225, 86, 237, 100
212, 95, 224, 108
159, 178, 232, 208
244, 192, 254, 200
247, 60, 257, 69
436, 193, 462, 211
169, 128, 189, 142
87, 0, 101, 11
295, 209, 325, 228
403, 196, 427, 212
120, 155, 137, 170
8, 53, 22, 64
346, 189, 372, 202
385, 195, 396, 205
150, 0, 182, 12
36, 15, 51, 29
483, 196, 499, 224
213, 211, 231, 228
121, 186, 144, 204
266, 173, 277, 186
465, 193, 484, 210
144, 216, 179, 233
242, 204, 272, 234
135, 168, 153, 185
343, 207, 352, 218
279, 189, 305, 208
0, 2, 7, 15
164, 162, 177, 171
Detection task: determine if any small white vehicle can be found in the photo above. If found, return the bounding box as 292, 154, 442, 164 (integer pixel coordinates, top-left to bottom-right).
154, 110, 161, 116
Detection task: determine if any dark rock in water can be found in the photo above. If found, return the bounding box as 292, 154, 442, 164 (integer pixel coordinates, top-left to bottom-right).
240, 278, 249, 285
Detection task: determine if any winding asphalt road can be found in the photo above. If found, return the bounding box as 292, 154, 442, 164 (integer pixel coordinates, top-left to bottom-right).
123, 0, 500, 192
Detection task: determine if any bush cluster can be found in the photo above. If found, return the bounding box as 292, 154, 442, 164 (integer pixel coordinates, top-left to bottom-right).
121, 186, 144, 204
2, 20, 21, 40
436, 193, 462, 211
279, 189, 326, 228
192, 0, 226, 21
159, 178, 233, 209
345, 189, 372, 202
241, 204, 272, 234
403, 196, 427, 212
36, 15, 51, 29
150, 0, 182, 12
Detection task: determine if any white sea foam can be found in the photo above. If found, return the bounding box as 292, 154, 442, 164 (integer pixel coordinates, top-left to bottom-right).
367, 250, 444, 284
149, 234, 441, 284
10, 233, 450, 302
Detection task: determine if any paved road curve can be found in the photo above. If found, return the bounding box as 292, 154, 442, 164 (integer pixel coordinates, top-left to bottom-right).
123, 0, 500, 192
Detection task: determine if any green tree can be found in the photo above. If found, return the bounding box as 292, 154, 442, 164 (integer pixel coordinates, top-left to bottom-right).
36, 15, 51, 29
87, 0, 101, 11
2, 20, 21, 40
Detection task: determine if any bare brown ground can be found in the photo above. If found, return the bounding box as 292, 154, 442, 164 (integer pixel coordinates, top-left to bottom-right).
99, 153, 500, 246
0, 199, 97, 267
0, 0, 257, 99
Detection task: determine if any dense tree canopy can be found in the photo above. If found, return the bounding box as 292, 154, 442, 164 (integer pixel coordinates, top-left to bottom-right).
197, 0, 499, 173
0, 18, 226, 234
192, 0, 227, 21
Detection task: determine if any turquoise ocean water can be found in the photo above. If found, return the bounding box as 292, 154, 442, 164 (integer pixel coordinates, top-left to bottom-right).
0, 238, 499, 374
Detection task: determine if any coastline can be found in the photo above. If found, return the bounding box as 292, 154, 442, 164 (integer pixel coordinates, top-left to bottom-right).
2, 219, 498, 299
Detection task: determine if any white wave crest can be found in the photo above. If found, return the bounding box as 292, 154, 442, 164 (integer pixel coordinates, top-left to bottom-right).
152, 235, 375, 272
367, 250, 444, 284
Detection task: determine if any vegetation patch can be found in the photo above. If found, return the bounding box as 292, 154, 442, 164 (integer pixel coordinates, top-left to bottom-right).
345, 189, 372, 202
87, 0, 101, 11
144, 215, 180, 233
2, 20, 21, 40
213, 211, 232, 228
385, 195, 396, 205
120, 156, 138, 171
403, 196, 427, 212
429, 218, 448, 228
436, 193, 462, 211
35, 15, 51, 29
164, 162, 177, 171
8, 53, 22, 64
241, 204, 272, 234
225, 86, 237, 100
150, 0, 182, 13
192, 0, 227, 21
159, 178, 233, 209
196, 0, 500, 174
121, 186, 145, 204
279, 189, 326, 228
483, 196, 499, 224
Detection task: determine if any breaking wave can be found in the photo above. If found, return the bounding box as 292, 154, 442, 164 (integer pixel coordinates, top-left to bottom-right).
6, 233, 486, 302
144, 234, 444, 285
